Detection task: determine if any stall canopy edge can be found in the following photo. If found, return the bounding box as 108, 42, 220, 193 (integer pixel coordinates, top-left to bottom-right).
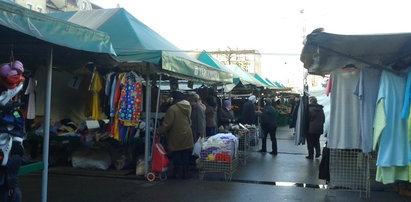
301, 29, 411, 75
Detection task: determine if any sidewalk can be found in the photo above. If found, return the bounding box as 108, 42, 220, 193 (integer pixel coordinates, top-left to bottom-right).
19, 127, 411, 202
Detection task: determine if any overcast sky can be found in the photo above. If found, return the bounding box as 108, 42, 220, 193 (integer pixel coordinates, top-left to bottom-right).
90, 0, 411, 86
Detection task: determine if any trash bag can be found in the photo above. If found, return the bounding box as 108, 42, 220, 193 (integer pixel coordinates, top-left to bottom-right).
72, 148, 111, 170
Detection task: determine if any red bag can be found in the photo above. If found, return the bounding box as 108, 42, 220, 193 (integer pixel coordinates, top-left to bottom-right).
151, 138, 169, 173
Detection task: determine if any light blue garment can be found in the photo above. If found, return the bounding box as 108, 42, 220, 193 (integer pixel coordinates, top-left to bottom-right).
376, 71, 409, 166
354, 67, 381, 152
109, 74, 117, 117
328, 69, 361, 149
401, 71, 411, 119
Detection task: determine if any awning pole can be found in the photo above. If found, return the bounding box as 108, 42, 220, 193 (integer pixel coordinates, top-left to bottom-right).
41, 46, 53, 202
144, 64, 152, 177
153, 75, 162, 134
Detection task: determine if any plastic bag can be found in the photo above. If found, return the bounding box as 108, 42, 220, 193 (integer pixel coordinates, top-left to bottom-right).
136, 160, 145, 176
192, 137, 203, 157
72, 148, 111, 170
151, 138, 169, 173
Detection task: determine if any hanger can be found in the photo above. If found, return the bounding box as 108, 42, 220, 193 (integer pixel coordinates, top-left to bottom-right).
342, 64, 358, 69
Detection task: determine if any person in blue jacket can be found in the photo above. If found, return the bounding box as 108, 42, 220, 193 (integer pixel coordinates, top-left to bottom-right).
259, 98, 278, 155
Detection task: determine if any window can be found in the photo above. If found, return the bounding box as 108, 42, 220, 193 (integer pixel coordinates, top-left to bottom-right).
37, 6, 43, 13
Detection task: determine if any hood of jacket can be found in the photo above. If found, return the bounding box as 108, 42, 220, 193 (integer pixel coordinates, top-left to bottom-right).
175, 100, 191, 116
309, 104, 323, 111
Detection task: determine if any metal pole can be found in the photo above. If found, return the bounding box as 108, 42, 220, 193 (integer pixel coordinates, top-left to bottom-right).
153, 74, 162, 134
144, 64, 152, 177
41, 47, 53, 202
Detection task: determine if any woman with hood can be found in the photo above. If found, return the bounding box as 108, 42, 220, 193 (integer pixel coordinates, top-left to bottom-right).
157, 91, 193, 179
306, 96, 325, 159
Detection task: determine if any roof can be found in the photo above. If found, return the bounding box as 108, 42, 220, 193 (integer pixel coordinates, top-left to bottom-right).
0, 0, 115, 55
49, 8, 232, 83
301, 29, 411, 75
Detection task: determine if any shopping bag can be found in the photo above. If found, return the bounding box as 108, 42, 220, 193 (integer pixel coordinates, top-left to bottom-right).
151, 138, 169, 173
192, 137, 203, 157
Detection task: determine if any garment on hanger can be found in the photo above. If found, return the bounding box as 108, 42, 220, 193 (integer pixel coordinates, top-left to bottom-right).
353, 67, 381, 152
24, 77, 36, 119
373, 70, 408, 167
90, 71, 102, 120
118, 72, 143, 126
372, 70, 410, 184
294, 93, 308, 145
328, 69, 361, 149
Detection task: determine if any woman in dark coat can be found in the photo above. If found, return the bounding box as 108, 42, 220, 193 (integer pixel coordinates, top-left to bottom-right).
259, 98, 278, 155
219, 100, 234, 128
306, 96, 325, 159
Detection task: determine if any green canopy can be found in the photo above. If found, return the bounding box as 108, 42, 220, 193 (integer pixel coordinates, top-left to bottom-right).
265, 78, 276, 86
49, 8, 232, 83
253, 74, 271, 87
224, 65, 262, 86
0, 0, 115, 55
197, 51, 235, 83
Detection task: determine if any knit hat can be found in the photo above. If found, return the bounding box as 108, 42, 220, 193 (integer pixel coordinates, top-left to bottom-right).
0, 64, 17, 77
223, 100, 231, 107
12, 60, 24, 74
248, 95, 256, 101
171, 91, 185, 100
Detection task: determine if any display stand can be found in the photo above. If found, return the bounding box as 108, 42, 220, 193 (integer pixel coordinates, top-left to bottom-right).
198, 157, 239, 182
328, 149, 376, 198
235, 129, 249, 165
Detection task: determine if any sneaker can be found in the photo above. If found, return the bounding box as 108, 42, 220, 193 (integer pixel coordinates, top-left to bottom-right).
305, 156, 313, 159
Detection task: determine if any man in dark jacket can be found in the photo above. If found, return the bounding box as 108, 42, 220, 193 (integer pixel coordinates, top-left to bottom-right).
306, 96, 325, 159
241, 95, 256, 125
259, 98, 278, 155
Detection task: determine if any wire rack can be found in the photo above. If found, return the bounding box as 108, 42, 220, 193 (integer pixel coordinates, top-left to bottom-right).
236, 129, 249, 165
329, 149, 375, 198
198, 157, 239, 182
248, 127, 260, 151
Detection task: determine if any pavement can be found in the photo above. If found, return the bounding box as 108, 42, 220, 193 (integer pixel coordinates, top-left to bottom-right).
19, 127, 411, 202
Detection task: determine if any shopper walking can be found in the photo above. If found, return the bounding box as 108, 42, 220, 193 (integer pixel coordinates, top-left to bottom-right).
306, 96, 325, 159
204, 96, 218, 137
241, 95, 257, 125
157, 91, 193, 179
259, 98, 278, 155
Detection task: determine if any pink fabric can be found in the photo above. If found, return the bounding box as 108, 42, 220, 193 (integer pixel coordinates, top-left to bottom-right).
326, 75, 333, 96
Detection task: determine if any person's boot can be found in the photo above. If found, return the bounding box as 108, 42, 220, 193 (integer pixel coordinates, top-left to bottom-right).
171, 166, 181, 179
182, 166, 190, 179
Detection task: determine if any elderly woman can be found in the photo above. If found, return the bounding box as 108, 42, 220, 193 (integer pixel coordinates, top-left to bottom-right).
219, 100, 234, 128
157, 91, 193, 179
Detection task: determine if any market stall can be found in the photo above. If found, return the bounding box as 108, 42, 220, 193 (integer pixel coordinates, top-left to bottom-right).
50, 8, 233, 177
0, 1, 117, 201
300, 29, 411, 198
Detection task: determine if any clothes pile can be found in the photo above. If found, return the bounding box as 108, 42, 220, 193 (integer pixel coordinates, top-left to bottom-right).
200, 133, 238, 162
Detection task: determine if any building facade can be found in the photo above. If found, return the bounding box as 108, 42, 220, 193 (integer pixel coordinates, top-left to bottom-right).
10, 0, 98, 13
208, 49, 262, 75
